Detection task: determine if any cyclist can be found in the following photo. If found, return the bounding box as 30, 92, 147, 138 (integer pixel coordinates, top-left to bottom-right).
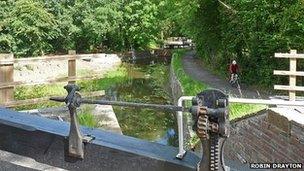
229, 60, 239, 83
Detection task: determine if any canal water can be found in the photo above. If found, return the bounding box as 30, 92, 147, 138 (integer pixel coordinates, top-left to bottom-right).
15, 55, 178, 146
101, 57, 178, 146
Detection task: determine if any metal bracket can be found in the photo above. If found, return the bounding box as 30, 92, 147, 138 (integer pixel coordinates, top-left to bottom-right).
191, 89, 230, 171
64, 84, 84, 159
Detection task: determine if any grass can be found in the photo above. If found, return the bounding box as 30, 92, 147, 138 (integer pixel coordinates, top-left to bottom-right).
77, 105, 98, 128
77, 66, 129, 92
14, 101, 62, 111
14, 66, 128, 100
13, 65, 129, 110
171, 49, 266, 120
229, 103, 265, 120
78, 113, 97, 128
15, 83, 66, 100
171, 50, 208, 95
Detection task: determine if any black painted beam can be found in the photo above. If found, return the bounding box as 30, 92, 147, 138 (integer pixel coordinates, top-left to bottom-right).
0, 108, 199, 171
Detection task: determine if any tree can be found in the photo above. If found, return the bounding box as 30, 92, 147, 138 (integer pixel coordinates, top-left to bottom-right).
122, 0, 160, 50
6, 0, 59, 57
178, 0, 304, 87
82, 0, 123, 51
0, 0, 15, 53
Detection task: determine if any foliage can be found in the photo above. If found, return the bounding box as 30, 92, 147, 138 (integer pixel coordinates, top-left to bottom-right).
1, 0, 59, 56
175, 0, 304, 88
0, 0, 175, 56
171, 50, 265, 119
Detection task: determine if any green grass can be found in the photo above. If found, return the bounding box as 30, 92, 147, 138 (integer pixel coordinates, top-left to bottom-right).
171, 50, 208, 95
14, 66, 128, 100
78, 113, 97, 128
229, 103, 265, 120
77, 106, 98, 128
171, 50, 266, 120
77, 66, 129, 92
14, 65, 129, 110
15, 83, 67, 100
14, 101, 62, 111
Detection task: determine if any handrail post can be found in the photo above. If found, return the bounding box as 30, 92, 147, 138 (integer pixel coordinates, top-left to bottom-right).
176, 96, 193, 159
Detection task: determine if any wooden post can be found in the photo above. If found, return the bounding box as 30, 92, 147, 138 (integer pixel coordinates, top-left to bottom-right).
273, 49, 304, 101
68, 50, 76, 84
0, 54, 14, 103
289, 50, 297, 101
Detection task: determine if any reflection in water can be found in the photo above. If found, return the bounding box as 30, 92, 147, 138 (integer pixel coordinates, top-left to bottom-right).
156, 128, 176, 145
102, 57, 178, 146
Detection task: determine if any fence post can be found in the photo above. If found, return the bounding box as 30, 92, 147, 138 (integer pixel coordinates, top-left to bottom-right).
68, 50, 76, 84
273, 49, 304, 101
0, 54, 14, 103
289, 50, 297, 101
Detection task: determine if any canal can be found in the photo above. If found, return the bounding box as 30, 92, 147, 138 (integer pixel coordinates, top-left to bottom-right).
13, 55, 178, 146
101, 56, 178, 146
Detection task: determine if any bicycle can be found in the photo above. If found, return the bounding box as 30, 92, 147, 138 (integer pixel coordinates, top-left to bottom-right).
230, 74, 239, 87
229, 73, 243, 97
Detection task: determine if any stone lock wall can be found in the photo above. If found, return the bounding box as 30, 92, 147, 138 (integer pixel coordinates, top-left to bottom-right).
224, 109, 304, 164
169, 64, 195, 149
169, 65, 184, 105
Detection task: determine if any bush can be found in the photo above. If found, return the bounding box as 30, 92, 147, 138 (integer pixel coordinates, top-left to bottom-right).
183, 0, 304, 88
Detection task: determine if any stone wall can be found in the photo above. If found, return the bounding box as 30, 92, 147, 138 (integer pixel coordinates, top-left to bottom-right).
20, 104, 122, 135
169, 65, 184, 104
169, 64, 195, 150
224, 108, 304, 164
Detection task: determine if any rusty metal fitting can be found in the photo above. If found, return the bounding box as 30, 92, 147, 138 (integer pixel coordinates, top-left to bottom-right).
196, 114, 209, 139
198, 106, 207, 115
210, 123, 219, 133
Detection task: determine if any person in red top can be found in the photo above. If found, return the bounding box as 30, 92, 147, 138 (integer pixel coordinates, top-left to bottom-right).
229, 60, 239, 83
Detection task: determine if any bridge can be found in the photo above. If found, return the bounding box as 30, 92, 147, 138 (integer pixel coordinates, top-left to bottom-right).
163, 37, 194, 49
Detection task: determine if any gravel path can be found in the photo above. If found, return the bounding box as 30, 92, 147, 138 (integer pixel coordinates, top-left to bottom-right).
182, 51, 269, 98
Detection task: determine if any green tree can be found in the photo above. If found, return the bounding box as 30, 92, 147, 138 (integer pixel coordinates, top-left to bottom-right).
176, 0, 304, 87
6, 0, 59, 57
0, 0, 15, 52
82, 0, 123, 51
122, 0, 160, 50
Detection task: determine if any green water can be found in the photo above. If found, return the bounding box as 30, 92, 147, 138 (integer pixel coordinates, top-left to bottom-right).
102, 60, 177, 143
13, 56, 178, 145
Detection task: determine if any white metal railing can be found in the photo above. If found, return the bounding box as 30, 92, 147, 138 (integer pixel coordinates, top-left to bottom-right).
176, 96, 193, 159
176, 96, 304, 159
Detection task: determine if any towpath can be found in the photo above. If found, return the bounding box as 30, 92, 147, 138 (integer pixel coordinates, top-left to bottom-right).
181, 51, 270, 99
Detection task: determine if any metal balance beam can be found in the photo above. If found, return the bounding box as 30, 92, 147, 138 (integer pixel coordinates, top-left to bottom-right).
50, 85, 231, 171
